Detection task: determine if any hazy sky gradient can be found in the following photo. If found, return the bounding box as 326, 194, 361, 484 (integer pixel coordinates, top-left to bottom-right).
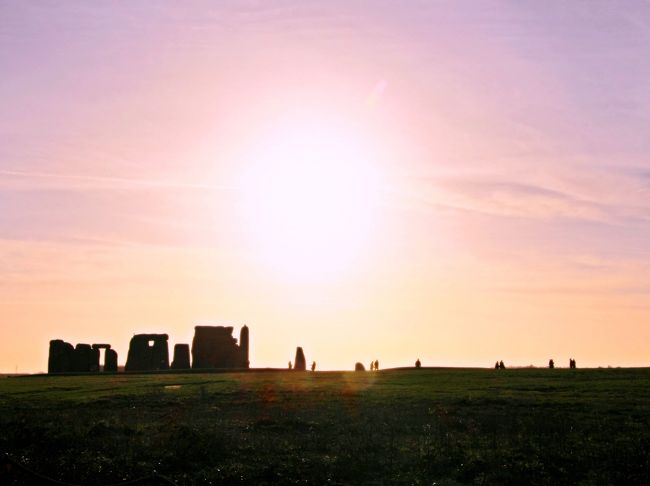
2, 1, 650, 372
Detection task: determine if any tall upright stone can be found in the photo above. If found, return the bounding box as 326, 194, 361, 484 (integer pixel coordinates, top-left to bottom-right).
171, 344, 191, 370
104, 348, 118, 372
240, 325, 249, 368
294, 347, 306, 371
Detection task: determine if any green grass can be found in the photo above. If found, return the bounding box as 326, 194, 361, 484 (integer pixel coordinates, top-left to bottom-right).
1, 368, 650, 484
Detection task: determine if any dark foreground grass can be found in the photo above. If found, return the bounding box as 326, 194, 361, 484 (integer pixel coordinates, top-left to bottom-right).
1, 368, 649, 485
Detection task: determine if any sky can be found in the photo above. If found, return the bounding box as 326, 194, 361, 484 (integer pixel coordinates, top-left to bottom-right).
1, 1, 650, 373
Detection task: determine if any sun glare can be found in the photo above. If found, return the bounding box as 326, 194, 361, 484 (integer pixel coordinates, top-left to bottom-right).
238, 116, 382, 281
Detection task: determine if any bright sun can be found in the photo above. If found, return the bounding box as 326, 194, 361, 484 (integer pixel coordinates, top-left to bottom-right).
238, 115, 382, 281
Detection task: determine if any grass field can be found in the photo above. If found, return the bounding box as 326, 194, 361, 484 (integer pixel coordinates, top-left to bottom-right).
1, 368, 649, 485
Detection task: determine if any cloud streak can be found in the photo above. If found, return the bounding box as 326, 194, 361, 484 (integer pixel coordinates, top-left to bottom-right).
0, 169, 235, 192
388, 167, 650, 226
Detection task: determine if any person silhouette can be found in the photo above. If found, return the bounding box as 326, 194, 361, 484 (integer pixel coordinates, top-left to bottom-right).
369, 361, 374, 371
288, 361, 292, 370
549, 359, 554, 369
499, 360, 505, 370
311, 361, 316, 372
495, 361, 499, 370
415, 358, 421, 368
374, 360, 379, 371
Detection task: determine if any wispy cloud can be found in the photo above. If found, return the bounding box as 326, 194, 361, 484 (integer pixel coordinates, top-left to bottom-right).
388, 168, 650, 225
0, 169, 235, 192
433, 178, 607, 221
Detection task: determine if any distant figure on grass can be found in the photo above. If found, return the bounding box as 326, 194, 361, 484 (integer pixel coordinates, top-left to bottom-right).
374, 360, 379, 371
288, 361, 292, 370
495, 361, 499, 370
549, 359, 555, 369
569, 358, 576, 369
415, 358, 421, 369
355, 362, 366, 371
499, 360, 505, 370
369, 361, 374, 371
311, 361, 316, 372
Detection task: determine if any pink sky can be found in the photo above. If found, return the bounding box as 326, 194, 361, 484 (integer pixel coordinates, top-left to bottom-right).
1, 1, 650, 372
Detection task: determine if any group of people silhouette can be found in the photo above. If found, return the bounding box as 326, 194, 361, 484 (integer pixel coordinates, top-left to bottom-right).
284, 356, 582, 372
495, 359, 577, 369
282, 356, 582, 371
287, 361, 317, 371
551, 358, 578, 369
287, 358, 423, 371
283, 356, 578, 371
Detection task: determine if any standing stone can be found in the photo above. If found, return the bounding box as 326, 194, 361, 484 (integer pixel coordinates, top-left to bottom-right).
92, 344, 116, 372
73, 344, 99, 372
48, 339, 75, 373
192, 326, 247, 369
355, 362, 366, 371
240, 325, 249, 368
104, 349, 118, 372
294, 347, 306, 371
125, 334, 169, 372
171, 344, 191, 370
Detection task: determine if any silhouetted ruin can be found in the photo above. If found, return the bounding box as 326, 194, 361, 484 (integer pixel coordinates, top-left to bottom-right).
294, 347, 306, 371
125, 334, 169, 372
92, 344, 117, 372
240, 325, 250, 368
48, 339, 118, 373
192, 325, 249, 369
171, 344, 191, 370
48, 340, 75, 373
48, 324, 253, 374
73, 344, 99, 372
355, 362, 366, 371
104, 348, 118, 372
